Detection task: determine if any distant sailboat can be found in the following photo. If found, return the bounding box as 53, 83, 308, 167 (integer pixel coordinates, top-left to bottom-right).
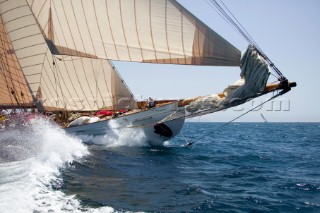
261, 113, 268, 123
0, 0, 295, 145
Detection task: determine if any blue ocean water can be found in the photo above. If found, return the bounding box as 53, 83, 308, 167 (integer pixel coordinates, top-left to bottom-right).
0, 121, 319, 212
62, 122, 320, 212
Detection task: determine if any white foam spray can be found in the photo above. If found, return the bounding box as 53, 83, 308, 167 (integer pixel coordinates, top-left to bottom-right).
78, 120, 148, 148
0, 117, 116, 212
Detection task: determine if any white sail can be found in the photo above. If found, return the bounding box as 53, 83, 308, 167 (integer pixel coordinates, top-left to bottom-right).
26, 0, 240, 66
0, 0, 137, 111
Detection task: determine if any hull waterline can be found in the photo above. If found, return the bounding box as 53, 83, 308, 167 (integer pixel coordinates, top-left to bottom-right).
64, 103, 185, 146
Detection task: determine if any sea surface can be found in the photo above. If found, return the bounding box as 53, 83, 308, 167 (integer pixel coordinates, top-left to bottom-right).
0, 119, 319, 212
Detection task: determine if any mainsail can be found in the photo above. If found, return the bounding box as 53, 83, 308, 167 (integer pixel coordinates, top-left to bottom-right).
0, 15, 34, 109
0, 0, 137, 111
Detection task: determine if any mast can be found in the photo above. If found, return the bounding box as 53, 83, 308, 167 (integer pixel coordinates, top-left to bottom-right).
260, 113, 268, 123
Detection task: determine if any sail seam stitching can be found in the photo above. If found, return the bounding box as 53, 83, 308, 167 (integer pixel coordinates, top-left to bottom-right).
92, 1, 111, 108
45, 56, 78, 108
69, 1, 99, 109
51, 1, 93, 109
79, 0, 105, 109
165, 0, 172, 64
105, 0, 120, 60
133, 0, 144, 61
119, 0, 132, 61
148, 0, 158, 63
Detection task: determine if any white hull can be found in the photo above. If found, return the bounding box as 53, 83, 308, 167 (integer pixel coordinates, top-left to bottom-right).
64, 102, 185, 146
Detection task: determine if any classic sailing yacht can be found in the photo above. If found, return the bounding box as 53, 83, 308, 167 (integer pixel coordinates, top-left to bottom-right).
0, 0, 295, 145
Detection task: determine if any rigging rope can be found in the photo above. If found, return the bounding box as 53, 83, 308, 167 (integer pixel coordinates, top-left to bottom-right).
184, 91, 284, 147
0, 44, 21, 108
206, 0, 285, 79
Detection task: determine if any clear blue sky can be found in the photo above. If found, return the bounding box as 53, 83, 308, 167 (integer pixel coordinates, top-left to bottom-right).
113, 0, 320, 122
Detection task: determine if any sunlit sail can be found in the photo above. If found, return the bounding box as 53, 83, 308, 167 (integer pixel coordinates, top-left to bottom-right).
0, 0, 295, 145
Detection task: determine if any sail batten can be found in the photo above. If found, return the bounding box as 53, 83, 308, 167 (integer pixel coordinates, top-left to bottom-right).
25, 0, 240, 66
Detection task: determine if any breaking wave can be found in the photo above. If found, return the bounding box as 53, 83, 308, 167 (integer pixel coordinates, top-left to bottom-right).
0, 117, 115, 212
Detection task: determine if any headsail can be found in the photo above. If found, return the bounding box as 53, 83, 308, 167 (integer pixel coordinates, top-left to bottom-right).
27, 0, 240, 66
0, 15, 34, 109
0, 0, 137, 111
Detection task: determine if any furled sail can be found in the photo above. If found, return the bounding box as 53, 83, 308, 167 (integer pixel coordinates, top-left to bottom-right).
0, 15, 34, 109
0, 0, 137, 111
27, 0, 241, 66
184, 45, 270, 116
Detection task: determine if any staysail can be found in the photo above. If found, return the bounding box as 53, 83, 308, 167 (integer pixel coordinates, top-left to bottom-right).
27, 0, 240, 66
0, 15, 34, 109
0, 0, 137, 111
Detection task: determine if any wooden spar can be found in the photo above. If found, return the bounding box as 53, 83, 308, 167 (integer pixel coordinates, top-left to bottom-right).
47, 82, 295, 113
135, 81, 296, 109
0, 103, 36, 109
177, 82, 296, 107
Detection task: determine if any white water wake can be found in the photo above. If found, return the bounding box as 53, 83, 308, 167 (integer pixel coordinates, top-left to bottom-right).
0, 118, 115, 212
